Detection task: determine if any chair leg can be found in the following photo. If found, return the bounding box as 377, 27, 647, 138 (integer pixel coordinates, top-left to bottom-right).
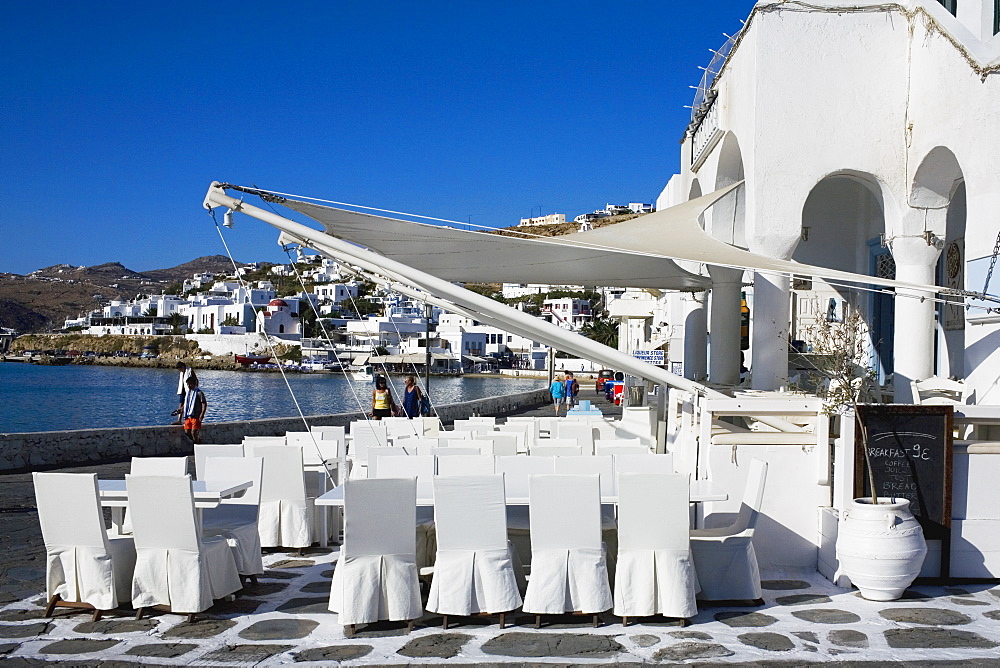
534, 614, 541, 629
622, 615, 628, 627
406, 620, 414, 634
91, 609, 102, 623
248, 575, 258, 585
592, 613, 599, 628
499, 612, 506, 629
442, 614, 449, 630
135, 607, 145, 621
43, 595, 60, 618
187, 613, 197, 624
345, 624, 355, 638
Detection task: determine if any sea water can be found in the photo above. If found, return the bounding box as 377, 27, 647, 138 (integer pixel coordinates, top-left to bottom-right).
0, 363, 545, 433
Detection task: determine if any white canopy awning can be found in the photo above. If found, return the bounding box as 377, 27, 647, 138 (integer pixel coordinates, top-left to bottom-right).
279, 199, 710, 291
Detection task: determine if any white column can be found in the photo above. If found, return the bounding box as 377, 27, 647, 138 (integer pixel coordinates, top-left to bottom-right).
750, 271, 791, 390
682, 292, 708, 381
889, 235, 941, 404
708, 266, 743, 385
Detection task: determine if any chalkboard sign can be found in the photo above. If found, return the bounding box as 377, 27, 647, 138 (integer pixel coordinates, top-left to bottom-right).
854, 404, 953, 539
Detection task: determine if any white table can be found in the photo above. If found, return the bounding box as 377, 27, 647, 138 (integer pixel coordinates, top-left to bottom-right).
99, 479, 253, 533
315, 479, 727, 507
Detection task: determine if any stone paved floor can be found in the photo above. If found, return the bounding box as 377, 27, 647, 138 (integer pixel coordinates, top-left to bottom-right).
5, 399, 1000, 664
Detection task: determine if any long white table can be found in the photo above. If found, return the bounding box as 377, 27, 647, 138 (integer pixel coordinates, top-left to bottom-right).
315, 478, 727, 507
99, 479, 253, 534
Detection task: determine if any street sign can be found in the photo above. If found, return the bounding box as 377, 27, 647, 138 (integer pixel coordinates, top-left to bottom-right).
632, 349, 665, 365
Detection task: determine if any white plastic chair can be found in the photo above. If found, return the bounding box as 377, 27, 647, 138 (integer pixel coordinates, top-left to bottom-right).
427, 475, 522, 627
33, 472, 137, 620
521, 474, 612, 625
911, 376, 965, 405
614, 473, 698, 624
556, 423, 596, 455
531, 445, 583, 457
200, 456, 265, 579
367, 446, 409, 478
690, 458, 768, 602
596, 444, 650, 457
194, 444, 244, 480
329, 478, 422, 633
614, 453, 674, 476
436, 454, 496, 476
477, 433, 518, 456
554, 455, 615, 496
130, 456, 188, 476
127, 474, 242, 621
256, 445, 314, 549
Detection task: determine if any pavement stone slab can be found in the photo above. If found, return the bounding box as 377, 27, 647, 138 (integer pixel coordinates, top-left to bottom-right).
952, 597, 991, 606
714, 611, 778, 627
879, 607, 974, 625
73, 618, 159, 634
792, 631, 819, 643
275, 597, 331, 615
0, 643, 18, 655
293, 645, 373, 662
629, 633, 661, 647
668, 630, 711, 640
238, 618, 319, 641
269, 559, 314, 569
299, 581, 329, 594
480, 632, 624, 658
160, 618, 237, 639
828, 629, 869, 648
884, 627, 999, 649
37, 638, 120, 654
652, 641, 735, 661
396, 632, 472, 658
737, 631, 795, 651
261, 570, 301, 580
200, 643, 294, 662
123, 642, 198, 658
761, 579, 811, 590
0, 623, 47, 639
775, 593, 833, 606
983, 610, 1000, 620
791, 608, 862, 624
247, 582, 291, 596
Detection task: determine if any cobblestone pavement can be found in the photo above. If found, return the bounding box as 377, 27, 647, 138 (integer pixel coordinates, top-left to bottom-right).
6, 399, 1000, 664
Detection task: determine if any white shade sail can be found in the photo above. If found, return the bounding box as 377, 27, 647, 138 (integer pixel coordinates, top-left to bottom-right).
279, 199, 710, 291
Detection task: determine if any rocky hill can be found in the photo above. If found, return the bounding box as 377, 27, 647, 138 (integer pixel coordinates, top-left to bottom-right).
0, 256, 248, 334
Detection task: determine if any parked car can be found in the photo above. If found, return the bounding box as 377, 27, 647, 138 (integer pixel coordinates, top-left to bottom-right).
596, 369, 615, 394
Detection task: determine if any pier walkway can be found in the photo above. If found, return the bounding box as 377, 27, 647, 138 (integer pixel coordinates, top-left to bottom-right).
3, 401, 1000, 665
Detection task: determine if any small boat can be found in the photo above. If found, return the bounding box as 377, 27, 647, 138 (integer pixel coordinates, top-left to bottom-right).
350, 365, 374, 381
235, 353, 273, 366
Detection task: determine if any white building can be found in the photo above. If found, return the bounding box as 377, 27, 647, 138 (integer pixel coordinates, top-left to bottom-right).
541, 297, 592, 331
518, 213, 566, 226
256, 298, 301, 339
650, 0, 1000, 404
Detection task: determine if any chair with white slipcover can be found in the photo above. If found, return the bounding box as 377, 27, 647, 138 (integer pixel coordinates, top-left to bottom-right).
595, 444, 649, 457
375, 455, 437, 567
522, 474, 612, 627
530, 444, 583, 457
466, 416, 497, 426
452, 420, 491, 437
496, 422, 532, 452
329, 478, 422, 635
477, 433, 518, 456
33, 472, 137, 621
556, 422, 596, 455
436, 454, 496, 477
200, 456, 265, 581
242, 436, 286, 455
256, 445, 314, 549
349, 420, 389, 469
367, 446, 409, 478
426, 475, 522, 628
193, 444, 244, 480
122, 457, 189, 533
127, 474, 242, 622
613, 453, 674, 475
690, 458, 768, 603
614, 473, 698, 625
495, 455, 555, 568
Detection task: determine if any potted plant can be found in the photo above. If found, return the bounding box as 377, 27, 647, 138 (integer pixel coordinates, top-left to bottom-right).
803, 305, 926, 601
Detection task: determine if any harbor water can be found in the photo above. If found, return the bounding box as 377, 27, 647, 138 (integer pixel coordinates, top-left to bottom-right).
0, 363, 545, 433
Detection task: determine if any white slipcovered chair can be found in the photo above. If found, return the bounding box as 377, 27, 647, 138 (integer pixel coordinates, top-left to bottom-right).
595, 444, 649, 457
122, 456, 189, 533
496, 423, 532, 452
614, 453, 674, 475
436, 454, 496, 476
256, 445, 314, 549
614, 473, 698, 624
349, 420, 389, 465
242, 436, 286, 455
427, 446, 482, 457
495, 455, 555, 567
329, 478, 423, 634
200, 456, 265, 580
531, 444, 583, 457
452, 420, 491, 436
690, 458, 768, 602
126, 474, 242, 621
556, 422, 596, 455
477, 433, 518, 456
367, 446, 408, 478
441, 430, 473, 440
426, 475, 523, 628
375, 455, 437, 567
522, 474, 612, 626
193, 444, 244, 480
383, 417, 423, 440
466, 416, 497, 426
33, 472, 137, 621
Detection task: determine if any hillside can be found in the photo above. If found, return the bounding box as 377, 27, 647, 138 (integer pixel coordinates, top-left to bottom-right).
0, 255, 247, 334
491, 211, 643, 238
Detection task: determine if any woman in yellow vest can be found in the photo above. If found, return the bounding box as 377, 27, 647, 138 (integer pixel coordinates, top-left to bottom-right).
371, 375, 396, 420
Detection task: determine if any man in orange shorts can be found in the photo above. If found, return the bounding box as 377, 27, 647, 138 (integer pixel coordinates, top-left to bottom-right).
181, 376, 207, 444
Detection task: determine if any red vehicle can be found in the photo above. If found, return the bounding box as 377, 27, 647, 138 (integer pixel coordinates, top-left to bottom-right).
596, 369, 615, 394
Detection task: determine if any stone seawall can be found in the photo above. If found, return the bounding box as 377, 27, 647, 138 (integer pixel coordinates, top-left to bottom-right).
0, 388, 551, 472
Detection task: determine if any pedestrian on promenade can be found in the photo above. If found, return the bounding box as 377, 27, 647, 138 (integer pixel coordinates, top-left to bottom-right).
181, 376, 207, 443
371, 375, 396, 420
565, 371, 580, 410
173, 362, 195, 424
549, 374, 566, 415
401, 375, 422, 418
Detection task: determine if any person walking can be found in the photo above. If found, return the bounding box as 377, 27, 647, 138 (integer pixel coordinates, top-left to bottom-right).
549, 374, 566, 415
181, 376, 207, 444
173, 362, 195, 425
371, 375, 396, 420
401, 375, 423, 418
564, 372, 580, 411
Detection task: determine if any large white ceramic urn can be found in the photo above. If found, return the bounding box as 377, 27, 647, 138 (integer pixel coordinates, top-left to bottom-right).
836, 497, 927, 601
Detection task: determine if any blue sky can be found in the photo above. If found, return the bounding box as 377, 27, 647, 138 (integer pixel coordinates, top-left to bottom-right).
1, 1, 753, 276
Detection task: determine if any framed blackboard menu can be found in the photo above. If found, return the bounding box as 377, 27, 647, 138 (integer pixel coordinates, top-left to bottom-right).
854, 404, 953, 576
